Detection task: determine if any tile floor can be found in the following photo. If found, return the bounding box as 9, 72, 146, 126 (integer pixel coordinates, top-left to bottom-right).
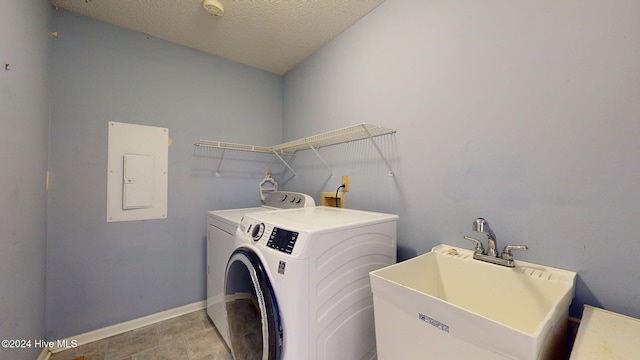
49, 310, 232, 360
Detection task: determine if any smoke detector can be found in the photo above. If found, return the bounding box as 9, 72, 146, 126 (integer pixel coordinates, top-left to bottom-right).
202, 0, 224, 17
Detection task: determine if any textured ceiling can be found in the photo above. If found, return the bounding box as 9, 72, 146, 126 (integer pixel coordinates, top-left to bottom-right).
49, 0, 385, 75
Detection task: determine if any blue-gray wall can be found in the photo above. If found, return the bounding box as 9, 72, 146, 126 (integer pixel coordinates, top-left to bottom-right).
284, 0, 640, 319
0, 1, 51, 359
46, 11, 283, 340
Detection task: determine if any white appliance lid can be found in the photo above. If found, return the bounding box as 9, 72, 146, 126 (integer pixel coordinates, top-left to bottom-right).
208, 207, 264, 225
244, 206, 398, 232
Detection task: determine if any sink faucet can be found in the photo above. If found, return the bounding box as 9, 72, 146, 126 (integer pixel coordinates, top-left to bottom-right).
464, 218, 528, 267
473, 218, 498, 257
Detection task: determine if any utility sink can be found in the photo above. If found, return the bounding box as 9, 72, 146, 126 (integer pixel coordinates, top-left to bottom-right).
370, 244, 576, 360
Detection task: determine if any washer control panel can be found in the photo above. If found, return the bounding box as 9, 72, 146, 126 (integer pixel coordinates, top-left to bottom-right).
263, 191, 316, 209
266, 227, 298, 254
241, 220, 301, 255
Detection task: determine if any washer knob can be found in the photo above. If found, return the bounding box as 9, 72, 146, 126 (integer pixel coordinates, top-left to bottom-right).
251, 223, 265, 241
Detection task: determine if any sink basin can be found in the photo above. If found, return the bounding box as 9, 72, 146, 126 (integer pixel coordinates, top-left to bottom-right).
370, 244, 576, 360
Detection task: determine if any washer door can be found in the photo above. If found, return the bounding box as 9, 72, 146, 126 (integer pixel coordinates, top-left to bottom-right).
225, 247, 282, 360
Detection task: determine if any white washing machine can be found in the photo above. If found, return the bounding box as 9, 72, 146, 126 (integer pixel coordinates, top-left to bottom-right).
225, 206, 398, 360
207, 191, 315, 346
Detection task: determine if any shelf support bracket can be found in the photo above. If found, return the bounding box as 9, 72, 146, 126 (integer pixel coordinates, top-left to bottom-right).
308, 144, 334, 177
265, 154, 277, 176
272, 151, 297, 177
361, 124, 394, 176
215, 149, 226, 177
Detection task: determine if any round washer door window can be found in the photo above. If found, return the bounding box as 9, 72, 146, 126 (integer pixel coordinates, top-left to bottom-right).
225, 247, 282, 360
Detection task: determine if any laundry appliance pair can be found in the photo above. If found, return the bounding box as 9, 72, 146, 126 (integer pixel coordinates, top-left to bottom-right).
207, 191, 315, 346
207, 192, 398, 360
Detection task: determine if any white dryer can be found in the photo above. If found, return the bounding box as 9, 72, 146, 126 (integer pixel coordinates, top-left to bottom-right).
207, 191, 315, 347
225, 206, 398, 360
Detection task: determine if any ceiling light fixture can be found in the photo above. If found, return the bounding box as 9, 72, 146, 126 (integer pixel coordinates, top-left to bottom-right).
202, 0, 224, 17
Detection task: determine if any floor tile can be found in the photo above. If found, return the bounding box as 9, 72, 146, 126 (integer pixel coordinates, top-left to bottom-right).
104, 325, 158, 360
185, 328, 232, 360
49, 310, 231, 360
131, 338, 188, 360
156, 312, 205, 343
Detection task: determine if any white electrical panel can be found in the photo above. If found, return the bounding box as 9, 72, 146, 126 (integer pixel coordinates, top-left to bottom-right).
107, 121, 168, 222
123, 153, 155, 209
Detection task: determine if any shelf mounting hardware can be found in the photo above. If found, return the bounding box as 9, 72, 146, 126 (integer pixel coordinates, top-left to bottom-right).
271, 150, 297, 177
308, 144, 334, 177
215, 149, 225, 177
361, 123, 394, 176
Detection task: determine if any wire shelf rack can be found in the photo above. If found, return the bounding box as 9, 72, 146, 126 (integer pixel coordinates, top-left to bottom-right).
194, 123, 396, 177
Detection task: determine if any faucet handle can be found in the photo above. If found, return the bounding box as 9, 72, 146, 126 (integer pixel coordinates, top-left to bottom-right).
501, 245, 528, 260
463, 236, 485, 255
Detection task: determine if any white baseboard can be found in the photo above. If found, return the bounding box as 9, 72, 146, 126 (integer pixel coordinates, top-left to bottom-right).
36, 347, 51, 360
48, 300, 206, 354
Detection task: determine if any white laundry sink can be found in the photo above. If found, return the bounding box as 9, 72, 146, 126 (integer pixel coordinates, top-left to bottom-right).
370, 244, 576, 360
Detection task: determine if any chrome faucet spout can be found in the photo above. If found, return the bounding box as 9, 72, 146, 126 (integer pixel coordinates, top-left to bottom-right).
473, 218, 497, 257
463, 217, 528, 267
